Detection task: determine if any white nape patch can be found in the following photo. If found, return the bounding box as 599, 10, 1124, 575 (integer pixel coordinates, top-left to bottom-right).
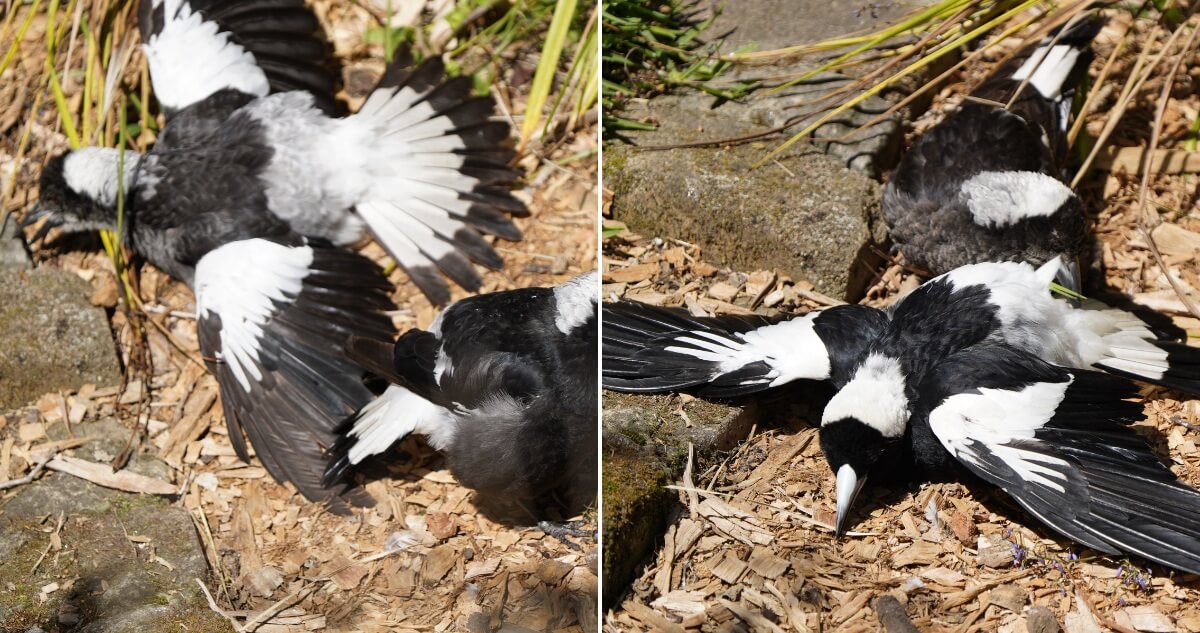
960, 171, 1073, 228
662, 312, 832, 385
142, 0, 269, 111
1011, 43, 1080, 99
928, 379, 1074, 493
554, 271, 598, 334
346, 385, 456, 464
62, 148, 141, 207
194, 239, 314, 393
821, 354, 909, 438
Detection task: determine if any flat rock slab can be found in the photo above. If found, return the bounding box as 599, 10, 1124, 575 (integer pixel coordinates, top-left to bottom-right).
606, 140, 887, 300
0, 266, 121, 410
0, 473, 230, 632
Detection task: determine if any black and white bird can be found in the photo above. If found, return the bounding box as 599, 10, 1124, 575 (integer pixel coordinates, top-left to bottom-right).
602, 301, 890, 397
906, 343, 1200, 575
883, 15, 1105, 292
821, 256, 1200, 535
26, 0, 527, 511
323, 272, 598, 522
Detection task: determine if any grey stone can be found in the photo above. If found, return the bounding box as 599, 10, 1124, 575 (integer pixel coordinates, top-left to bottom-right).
705, 0, 922, 52
0, 212, 31, 269
2, 472, 120, 518
0, 266, 122, 410
0, 474, 231, 632
605, 140, 888, 300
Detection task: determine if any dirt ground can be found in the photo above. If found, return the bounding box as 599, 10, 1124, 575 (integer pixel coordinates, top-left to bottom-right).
0, 1, 598, 631
602, 10, 1200, 633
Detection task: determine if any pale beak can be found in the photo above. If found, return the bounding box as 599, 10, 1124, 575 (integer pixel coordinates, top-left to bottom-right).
835, 464, 867, 537
1054, 258, 1082, 307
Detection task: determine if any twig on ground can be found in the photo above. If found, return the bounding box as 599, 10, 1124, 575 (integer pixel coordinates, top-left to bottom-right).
0, 449, 53, 491
194, 578, 242, 632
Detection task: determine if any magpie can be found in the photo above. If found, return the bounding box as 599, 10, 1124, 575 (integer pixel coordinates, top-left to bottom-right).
26, 0, 526, 511
822, 256, 1200, 534
32, 0, 527, 304
602, 301, 891, 397
883, 14, 1105, 292
907, 342, 1200, 575
323, 272, 598, 522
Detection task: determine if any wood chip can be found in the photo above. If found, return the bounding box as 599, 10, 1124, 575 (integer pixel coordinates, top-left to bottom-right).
1150, 222, 1200, 257
920, 567, 966, 586
747, 546, 790, 579
45, 456, 175, 495
245, 566, 285, 597
426, 512, 456, 540
696, 498, 773, 546
328, 557, 368, 591
708, 551, 747, 584
707, 281, 740, 301
1116, 606, 1174, 633
892, 540, 941, 567
423, 544, 457, 584
464, 558, 500, 580
1063, 590, 1103, 633
604, 262, 658, 283
988, 583, 1028, 613
949, 511, 977, 544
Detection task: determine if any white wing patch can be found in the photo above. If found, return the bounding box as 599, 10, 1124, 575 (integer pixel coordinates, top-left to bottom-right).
663, 312, 832, 385
928, 379, 1073, 492
821, 353, 909, 438
194, 239, 313, 392
960, 171, 1073, 228
346, 385, 457, 464
1011, 43, 1080, 100
554, 271, 598, 334
142, 0, 270, 111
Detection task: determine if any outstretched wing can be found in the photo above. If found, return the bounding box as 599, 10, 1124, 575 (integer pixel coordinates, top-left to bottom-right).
194, 237, 395, 513
919, 343, 1200, 574
139, 0, 338, 115
603, 301, 888, 397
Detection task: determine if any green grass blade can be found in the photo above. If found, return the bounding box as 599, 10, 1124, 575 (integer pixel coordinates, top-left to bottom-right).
46, 64, 82, 149
0, 0, 45, 77
521, 0, 577, 148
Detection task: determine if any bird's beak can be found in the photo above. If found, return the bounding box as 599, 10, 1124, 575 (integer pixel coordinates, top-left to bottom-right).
1054, 258, 1083, 307
21, 204, 61, 243
835, 464, 867, 537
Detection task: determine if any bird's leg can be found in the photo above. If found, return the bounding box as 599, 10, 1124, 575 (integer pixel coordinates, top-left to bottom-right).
537, 520, 592, 550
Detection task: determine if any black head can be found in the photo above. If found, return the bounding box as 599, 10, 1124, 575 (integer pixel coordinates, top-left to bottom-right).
819, 417, 898, 536
26, 149, 125, 240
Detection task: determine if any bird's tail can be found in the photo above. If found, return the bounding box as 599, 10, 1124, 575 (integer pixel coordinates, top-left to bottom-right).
1009, 12, 1105, 102
1075, 302, 1200, 396
349, 48, 528, 305
603, 301, 793, 397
